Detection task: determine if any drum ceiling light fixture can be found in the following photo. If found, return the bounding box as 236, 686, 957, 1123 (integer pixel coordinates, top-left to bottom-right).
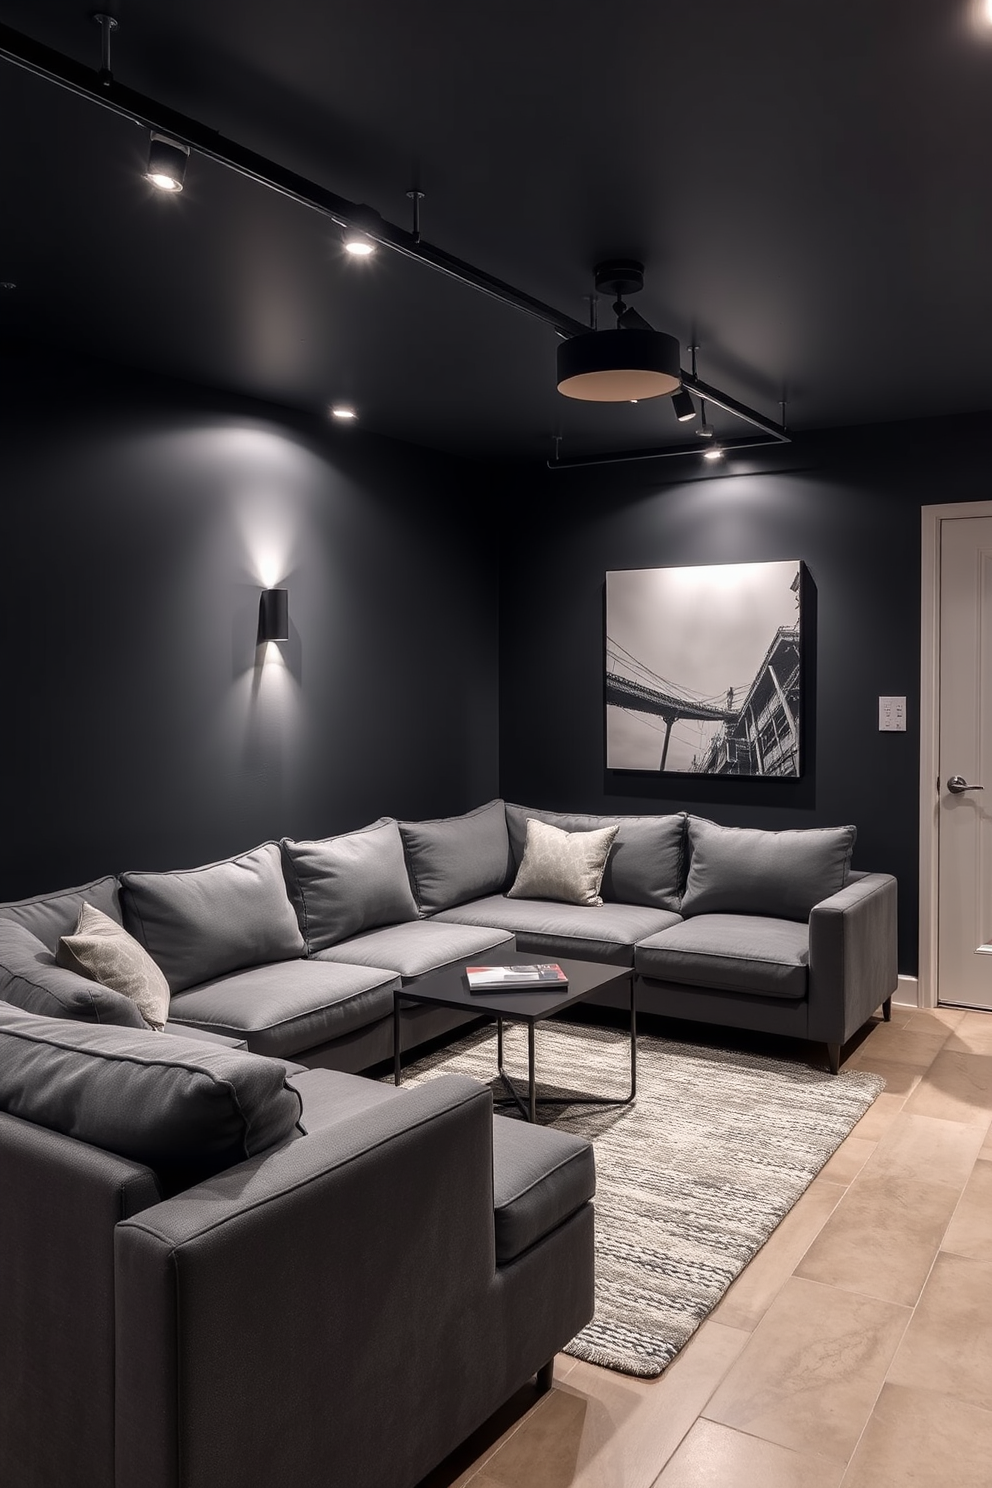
556, 261, 681, 402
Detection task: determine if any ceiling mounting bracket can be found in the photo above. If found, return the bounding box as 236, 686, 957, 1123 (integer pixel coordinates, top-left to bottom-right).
91, 12, 117, 87
406, 188, 425, 244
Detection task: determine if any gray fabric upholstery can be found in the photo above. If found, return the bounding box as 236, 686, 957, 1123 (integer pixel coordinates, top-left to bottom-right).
491, 1113, 596, 1263
313, 919, 515, 980
0, 873, 123, 949
281, 818, 420, 953
680, 816, 856, 921
807, 873, 899, 1043
57, 902, 171, 1030
0, 1005, 303, 1189
436, 894, 682, 966
166, 959, 400, 1058
399, 799, 514, 913
634, 914, 810, 999
121, 842, 305, 994
0, 1110, 161, 1488
0, 920, 150, 1027
507, 818, 619, 906
112, 1073, 574, 1488
288, 1065, 404, 1128
506, 803, 686, 912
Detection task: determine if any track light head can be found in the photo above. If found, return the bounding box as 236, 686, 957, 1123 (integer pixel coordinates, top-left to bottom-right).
342, 231, 376, 257
146, 132, 189, 192
703, 444, 724, 462
671, 387, 696, 422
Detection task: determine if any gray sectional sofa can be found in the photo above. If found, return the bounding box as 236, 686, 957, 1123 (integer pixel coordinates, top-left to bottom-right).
0, 1002, 595, 1488
0, 799, 898, 1074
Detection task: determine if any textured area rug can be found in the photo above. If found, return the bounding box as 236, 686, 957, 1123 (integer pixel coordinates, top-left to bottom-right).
398, 1021, 885, 1378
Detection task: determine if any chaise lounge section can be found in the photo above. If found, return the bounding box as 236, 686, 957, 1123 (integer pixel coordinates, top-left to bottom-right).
0, 1004, 595, 1488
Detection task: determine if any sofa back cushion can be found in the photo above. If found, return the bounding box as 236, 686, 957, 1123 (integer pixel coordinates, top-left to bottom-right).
281, 818, 420, 955
0, 875, 123, 952
0, 1003, 304, 1192
398, 799, 514, 914
505, 804, 686, 912
120, 843, 305, 994
680, 816, 857, 922
0, 920, 150, 1027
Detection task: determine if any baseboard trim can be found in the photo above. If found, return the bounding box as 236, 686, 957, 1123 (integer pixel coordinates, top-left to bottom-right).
893, 974, 920, 1008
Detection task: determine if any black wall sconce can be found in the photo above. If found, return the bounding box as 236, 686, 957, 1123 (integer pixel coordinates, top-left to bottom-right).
258, 588, 289, 644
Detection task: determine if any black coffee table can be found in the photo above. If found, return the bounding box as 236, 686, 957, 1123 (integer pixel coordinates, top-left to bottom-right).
393, 951, 636, 1122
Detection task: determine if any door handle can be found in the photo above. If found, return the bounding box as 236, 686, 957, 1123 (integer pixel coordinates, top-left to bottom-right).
947, 775, 985, 794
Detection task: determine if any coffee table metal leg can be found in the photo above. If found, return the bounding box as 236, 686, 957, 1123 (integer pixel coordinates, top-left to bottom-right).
393, 995, 402, 1085
630, 974, 637, 1098
528, 1022, 536, 1124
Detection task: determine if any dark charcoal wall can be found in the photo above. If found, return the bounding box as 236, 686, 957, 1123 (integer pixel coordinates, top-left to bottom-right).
0, 347, 499, 900
498, 415, 992, 976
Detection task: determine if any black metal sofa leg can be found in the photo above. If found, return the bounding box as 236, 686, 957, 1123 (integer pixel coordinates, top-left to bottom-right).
536, 1360, 555, 1394
882, 996, 892, 1022
826, 1042, 841, 1076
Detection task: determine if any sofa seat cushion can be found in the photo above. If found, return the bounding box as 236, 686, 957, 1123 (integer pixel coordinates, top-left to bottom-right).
506, 804, 686, 913
121, 843, 305, 994
635, 914, 810, 999
399, 800, 514, 914
0, 1004, 303, 1192
435, 896, 682, 967
491, 1114, 595, 1264
312, 921, 515, 982
288, 1066, 404, 1130
166, 960, 400, 1059
0, 920, 149, 1028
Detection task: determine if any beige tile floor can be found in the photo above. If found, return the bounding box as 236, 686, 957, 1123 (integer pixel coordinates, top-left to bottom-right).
419, 1004, 992, 1488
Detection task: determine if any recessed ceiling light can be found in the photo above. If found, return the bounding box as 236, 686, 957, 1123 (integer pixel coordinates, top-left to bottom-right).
330, 404, 358, 420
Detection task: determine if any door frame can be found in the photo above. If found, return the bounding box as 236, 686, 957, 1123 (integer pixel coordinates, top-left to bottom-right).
919, 500, 992, 1008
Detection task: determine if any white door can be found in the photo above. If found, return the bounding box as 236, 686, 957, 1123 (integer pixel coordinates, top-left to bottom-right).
937, 515, 992, 1009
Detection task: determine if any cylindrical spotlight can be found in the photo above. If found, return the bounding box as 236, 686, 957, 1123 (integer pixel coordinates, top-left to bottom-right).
146, 133, 190, 192
671, 387, 696, 422
258, 588, 289, 643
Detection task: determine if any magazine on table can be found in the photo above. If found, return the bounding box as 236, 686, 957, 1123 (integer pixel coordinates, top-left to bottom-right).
465, 963, 568, 989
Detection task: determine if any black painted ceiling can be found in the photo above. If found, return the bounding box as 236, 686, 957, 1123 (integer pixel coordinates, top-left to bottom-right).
3, 1, 992, 463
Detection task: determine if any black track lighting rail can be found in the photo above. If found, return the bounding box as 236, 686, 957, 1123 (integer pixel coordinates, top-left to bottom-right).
0, 21, 588, 340
547, 433, 787, 470
0, 20, 791, 457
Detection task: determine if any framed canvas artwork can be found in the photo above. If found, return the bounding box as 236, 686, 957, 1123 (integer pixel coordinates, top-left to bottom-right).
605, 560, 803, 777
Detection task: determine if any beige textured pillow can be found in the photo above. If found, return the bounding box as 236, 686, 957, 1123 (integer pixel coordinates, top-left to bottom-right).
507, 818, 620, 906
57, 902, 171, 1031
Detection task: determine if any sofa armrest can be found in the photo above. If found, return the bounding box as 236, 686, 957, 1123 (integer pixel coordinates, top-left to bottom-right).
807, 872, 898, 1046
114, 1073, 501, 1488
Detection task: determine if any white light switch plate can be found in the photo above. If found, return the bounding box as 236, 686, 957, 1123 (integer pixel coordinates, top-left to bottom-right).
879, 696, 907, 731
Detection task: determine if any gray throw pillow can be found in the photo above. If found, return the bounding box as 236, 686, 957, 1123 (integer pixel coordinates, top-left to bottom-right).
281, 818, 420, 954
120, 843, 305, 994
507, 818, 620, 907
57, 902, 171, 1032
505, 803, 685, 912
398, 800, 513, 913
0, 1004, 304, 1193
680, 816, 857, 922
